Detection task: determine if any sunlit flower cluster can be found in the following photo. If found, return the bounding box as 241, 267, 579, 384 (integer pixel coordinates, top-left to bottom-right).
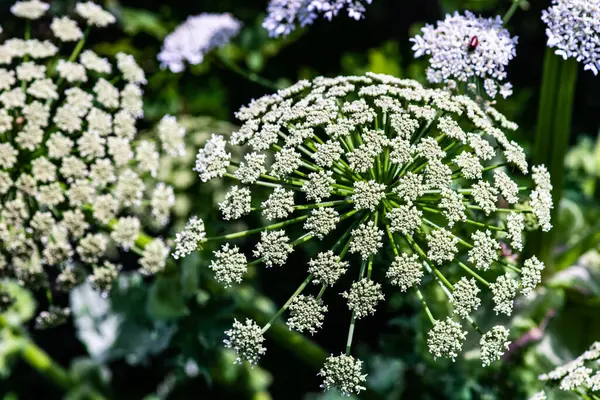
411, 11, 517, 99
542, 0, 600, 75
0, 1, 178, 325
263, 0, 373, 38
176, 72, 551, 394
158, 13, 242, 73
537, 341, 600, 395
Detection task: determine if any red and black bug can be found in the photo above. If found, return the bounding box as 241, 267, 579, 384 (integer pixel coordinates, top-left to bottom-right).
468, 36, 479, 52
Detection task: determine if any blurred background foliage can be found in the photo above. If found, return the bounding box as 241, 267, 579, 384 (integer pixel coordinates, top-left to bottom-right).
1, 0, 600, 399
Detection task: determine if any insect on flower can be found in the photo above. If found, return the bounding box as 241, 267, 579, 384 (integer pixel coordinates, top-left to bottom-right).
411, 11, 517, 99
468, 35, 479, 51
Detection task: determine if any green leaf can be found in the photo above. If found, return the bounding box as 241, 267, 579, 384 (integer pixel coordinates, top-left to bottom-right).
71, 279, 174, 364
526, 50, 579, 267
119, 8, 168, 39
146, 275, 190, 320
246, 52, 264, 72
554, 222, 600, 271
0, 280, 35, 326
548, 263, 600, 298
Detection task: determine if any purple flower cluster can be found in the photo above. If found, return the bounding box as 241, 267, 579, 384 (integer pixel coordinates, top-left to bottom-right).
263, 0, 373, 38
158, 13, 242, 73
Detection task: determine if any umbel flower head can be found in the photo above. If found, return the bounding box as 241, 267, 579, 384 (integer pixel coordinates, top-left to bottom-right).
542, 0, 600, 75
0, 1, 177, 322
411, 11, 518, 99
158, 13, 242, 73
177, 72, 552, 394
263, 0, 373, 38
537, 341, 600, 395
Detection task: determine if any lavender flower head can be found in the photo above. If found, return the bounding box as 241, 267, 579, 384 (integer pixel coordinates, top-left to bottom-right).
158, 13, 242, 73
411, 11, 518, 99
263, 0, 373, 38
542, 0, 600, 75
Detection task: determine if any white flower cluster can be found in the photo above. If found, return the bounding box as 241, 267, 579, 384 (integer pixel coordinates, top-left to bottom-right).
0, 2, 178, 321
287, 294, 328, 334
538, 341, 600, 395
542, 0, 600, 75
480, 325, 511, 367
263, 0, 373, 38
158, 13, 242, 73
223, 318, 267, 366
182, 73, 552, 393
427, 317, 468, 361
411, 11, 517, 99
319, 354, 367, 396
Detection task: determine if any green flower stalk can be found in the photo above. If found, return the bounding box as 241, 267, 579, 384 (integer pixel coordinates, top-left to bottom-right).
528, 0, 599, 266
0, 279, 107, 399
177, 72, 552, 395
0, 1, 181, 325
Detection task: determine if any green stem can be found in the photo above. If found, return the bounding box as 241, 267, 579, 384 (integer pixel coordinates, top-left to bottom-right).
345, 312, 357, 355
106, 227, 330, 373
232, 285, 327, 370
414, 288, 436, 325
422, 218, 473, 249
216, 53, 281, 91
0, 318, 106, 399
267, 199, 354, 212
385, 227, 438, 325
420, 206, 505, 231
68, 26, 91, 63
261, 274, 313, 333
205, 214, 308, 242
463, 204, 531, 213
457, 261, 490, 287
19, 339, 72, 390
410, 237, 454, 290
526, 49, 579, 266
415, 254, 485, 335
502, 0, 523, 25
346, 258, 368, 355
316, 285, 326, 301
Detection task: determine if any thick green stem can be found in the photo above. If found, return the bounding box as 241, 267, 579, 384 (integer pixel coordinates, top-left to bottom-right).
0, 318, 106, 399
346, 259, 368, 355
19, 338, 73, 390
527, 49, 579, 266
345, 312, 357, 356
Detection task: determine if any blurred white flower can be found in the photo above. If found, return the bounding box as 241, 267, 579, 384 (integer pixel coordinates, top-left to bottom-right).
158, 13, 242, 73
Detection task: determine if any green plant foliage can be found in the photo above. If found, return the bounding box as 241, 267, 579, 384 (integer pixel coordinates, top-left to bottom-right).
2, 0, 600, 398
